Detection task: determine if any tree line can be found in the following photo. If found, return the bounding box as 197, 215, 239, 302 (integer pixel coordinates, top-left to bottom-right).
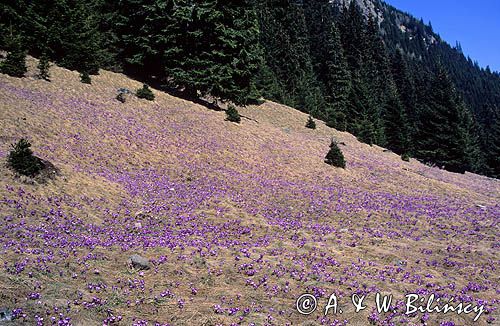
1, 0, 498, 177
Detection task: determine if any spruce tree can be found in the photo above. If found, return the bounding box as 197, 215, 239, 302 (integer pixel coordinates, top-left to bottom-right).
304, 0, 351, 115
324, 139, 346, 168
339, 1, 366, 73
22, 0, 104, 74
254, 63, 283, 102
459, 102, 487, 174
362, 15, 393, 146
116, 92, 126, 103
136, 84, 155, 101
80, 71, 91, 84
8, 139, 42, 176
301, 82, 326, 118
338, 2, 378, 140
145, 0, 263, 105
303, 0, 350, 129
107, 0, 175, 77
226, 104, 241, 123
481, 105, 500, 177
1, 34, 27, 77
484, 114, 500, 177
325, 23, 351, 131
37, 53, 51, 81
305, 115, 316, 129
391, 50, 416, 123
364, 16, 392, 103
357, 118, 376, 146
256, 0, 320, 111
383, 84, 410, 155
415, 65, 469, 173
211, 1, 263, 105
59, 1, 103, 74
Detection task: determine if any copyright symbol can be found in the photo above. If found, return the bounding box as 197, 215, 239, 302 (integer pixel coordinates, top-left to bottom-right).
296, 293, 317, 315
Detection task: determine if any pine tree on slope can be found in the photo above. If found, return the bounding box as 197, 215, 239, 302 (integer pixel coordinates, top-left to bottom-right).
306, 115, 316, 129
383, 84, 410, 155
37, 52, 51, 80
1, 34, 27, 77
325, 139, 346, 168
416, 65, 469, 173
303, 0, 351, 130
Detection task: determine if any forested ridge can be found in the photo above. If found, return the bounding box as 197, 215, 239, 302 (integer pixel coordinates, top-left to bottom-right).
1, 0, 499, 177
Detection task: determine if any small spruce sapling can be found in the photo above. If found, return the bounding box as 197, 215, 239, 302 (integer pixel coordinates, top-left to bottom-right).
225, 104, 241, 123
8, 139, 42, 176
116, 92, 126, 103
80, 71, 91, 84
136, 84, 155, 100
37, 54, 51, 81
306, 115, 316, 129
324, 139, 346, 168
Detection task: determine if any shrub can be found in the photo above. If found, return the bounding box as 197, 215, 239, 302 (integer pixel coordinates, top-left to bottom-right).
401, 153, 410, 162
8, 139, 42, 176
324, 139, 346, 168
116, 92, 126, 103
136, 84, 155, 100
305, 115, 316, 129
80, 71, 91, 84
37, 54, 51, 81
1, 34, 27, 77
225, 104, 241, 123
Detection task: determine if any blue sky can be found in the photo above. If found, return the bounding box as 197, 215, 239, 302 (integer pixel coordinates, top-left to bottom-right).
384, 0, 500, 72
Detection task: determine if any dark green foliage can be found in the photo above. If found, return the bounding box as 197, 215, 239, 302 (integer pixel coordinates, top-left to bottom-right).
303, 0, 351, 128
254, 63, 283, 102
383, 84, 410, 155
1, 34, 27, 77
37, 53, 50, 80
80, 71, 91, 84
136, 84, 154, 101
8, 139, 42, 176
60, 1, 103, 74
485, 115, 500, 177
401, 153, 410, 162
457, 102, 487, 174
356, 118, 376, 146
255, 0, 322, 113
226, 104, 241, 123
339, 1, 366, 73
326, 110, 347, 132
481, 106, 500, 177
305, 115, 316, 129
4, 0, 105, 74
110, 0, 262, 105
336, 3, 388, 145
415, 65, 469, 173
324, 139, 346, 168
390, 50, 416, 123
244, 81, 265, 105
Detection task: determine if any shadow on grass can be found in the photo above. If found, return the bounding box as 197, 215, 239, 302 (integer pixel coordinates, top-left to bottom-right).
120, 69, 264, 114
121, 71, 224, 112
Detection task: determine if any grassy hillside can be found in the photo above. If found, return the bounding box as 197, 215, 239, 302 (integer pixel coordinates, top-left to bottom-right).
0, 58, 498, 325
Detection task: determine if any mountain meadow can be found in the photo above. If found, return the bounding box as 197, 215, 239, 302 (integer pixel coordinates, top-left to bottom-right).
1, 0, 499, 325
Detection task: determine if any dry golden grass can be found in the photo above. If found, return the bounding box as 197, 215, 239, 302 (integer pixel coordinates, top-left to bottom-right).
0, 57, 498, 325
